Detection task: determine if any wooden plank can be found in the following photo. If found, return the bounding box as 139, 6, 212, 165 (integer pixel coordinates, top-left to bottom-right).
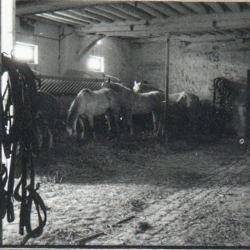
224, 2, 241, 12
54, 11, 91, 24
67, 10, 100, 24
80, 9, 114, 23
94, 4, 140, 21
164, 2, 193, 15
204, 2, 225, 14
110, 2, 153, 20
77, 34, 105, 58
36, 13, 84, 26
75, 11, 250, 36
182, 2, 208, 14
143, 2, 179, 17
126, 2, 165, 18
42, 12, 87, 25
84, 6, 125, 22
16, 1, 116, 15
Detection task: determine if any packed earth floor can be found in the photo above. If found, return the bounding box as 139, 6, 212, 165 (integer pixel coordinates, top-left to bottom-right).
2, 132, 250, 247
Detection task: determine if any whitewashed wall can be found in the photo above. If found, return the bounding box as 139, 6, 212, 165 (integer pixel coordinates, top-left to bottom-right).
131, 38, 250, 101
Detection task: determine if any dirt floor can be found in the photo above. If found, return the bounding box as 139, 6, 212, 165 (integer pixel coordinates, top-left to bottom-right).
2, 132, 250, 247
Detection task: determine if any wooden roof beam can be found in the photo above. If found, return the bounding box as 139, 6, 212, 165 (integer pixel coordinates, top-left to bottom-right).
54, 11, 91, 24
163, 2, 194, 15
77, 34, 105, 58
94, 5, 140, 21
126, 2, 166, 18
84, 6, 125, 22
79, 9, 114, 23
66, 10, 100, 24
204, 2, 225, 14
181, 2, 208, 14
75, 11, 250, 36
109, 2, 153, 20
35, 13, 78, 26
224, 2, 241, 13
16, 1, 116, 15
143, 2, 180, 17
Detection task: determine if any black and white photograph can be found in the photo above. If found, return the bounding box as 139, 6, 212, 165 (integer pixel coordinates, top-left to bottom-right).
1, 0, 250, 247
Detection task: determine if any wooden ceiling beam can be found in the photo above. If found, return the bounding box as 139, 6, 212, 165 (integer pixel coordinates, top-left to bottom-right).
35, 13, 79, 26
143, 2, 179, 17
53, 11, 90, 24
75, 11, 250, 36
110, 2, 153, 20
163, 2, 193, 15
77, 34, 105, 58
94, 5, 140, 21
224, 2, 241, 13
204, 2, 225, 14
66, 10, 100, 24
79, 9, 114, 23
16, 1, 116, 15
181, 2, 208, 14
84, 6, 125, 22
126, 2, 165, 18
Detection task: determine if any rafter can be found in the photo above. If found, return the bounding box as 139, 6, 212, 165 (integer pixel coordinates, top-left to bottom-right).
204, 2, 225, 14
16, 1, 116, 15
75, 11, 250, 37
126, 2, 165, 18
35, 13, 83, 26
77, 34, 105, 58
110, 2, 153, 20
163, 2, 193, 15
53, 11, 90, 24
143, 2, 179, 17
84, 6, 125, 22
80, 9, 114, 23
224, 2, 241, 13
67, 10, 100, 24
94, 4, 140, 21
181, 2, 208, 14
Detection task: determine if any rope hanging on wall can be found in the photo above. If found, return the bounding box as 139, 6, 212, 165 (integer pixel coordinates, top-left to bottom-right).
0, 53, 46, 245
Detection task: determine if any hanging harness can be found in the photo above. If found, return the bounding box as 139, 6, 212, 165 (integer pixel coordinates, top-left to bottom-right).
0, 53, 46, 242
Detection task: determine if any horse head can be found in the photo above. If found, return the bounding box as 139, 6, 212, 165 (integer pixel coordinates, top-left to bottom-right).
133, 81, 142, 93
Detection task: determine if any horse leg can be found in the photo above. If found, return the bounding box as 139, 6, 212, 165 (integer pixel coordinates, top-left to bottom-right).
77, 117, 85, 139
47, 126, 53, 150
104, 109, 112, 135
109, 108, 120, 136
152, 111, 158, 135
36, 124, 43, 149
87, 115, 96, 139
126, 112, 134, 135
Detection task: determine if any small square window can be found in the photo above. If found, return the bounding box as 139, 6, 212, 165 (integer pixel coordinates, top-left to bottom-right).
13, 42, 38, 64
88, 55, 104, 72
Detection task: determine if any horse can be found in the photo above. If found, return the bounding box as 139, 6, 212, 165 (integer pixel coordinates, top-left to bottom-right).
133, 81, 200, 133
102, 80, 165, 136
35, 91, 63, 151
66, 88, 120, 140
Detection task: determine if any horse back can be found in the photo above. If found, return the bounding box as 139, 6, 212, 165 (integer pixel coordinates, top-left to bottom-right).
36, 91, 62, 127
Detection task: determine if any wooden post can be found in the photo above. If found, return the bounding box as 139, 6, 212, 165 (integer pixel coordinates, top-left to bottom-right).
163, 34, 171, 141
246, 70, 250, 138
1, 0, 16, 245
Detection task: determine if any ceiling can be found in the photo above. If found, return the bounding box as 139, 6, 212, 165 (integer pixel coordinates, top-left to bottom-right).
16, 1, 250, 43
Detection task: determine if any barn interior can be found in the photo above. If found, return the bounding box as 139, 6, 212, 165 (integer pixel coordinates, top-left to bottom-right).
1, 0, 250, 246
3, 0, 250, 139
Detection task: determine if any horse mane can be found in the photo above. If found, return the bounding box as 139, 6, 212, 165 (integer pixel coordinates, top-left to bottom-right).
81, 88, 93, 95
104, 81, 131, 92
